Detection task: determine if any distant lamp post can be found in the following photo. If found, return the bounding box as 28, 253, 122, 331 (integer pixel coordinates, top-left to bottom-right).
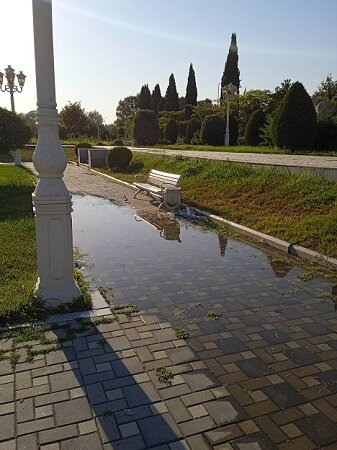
222, 83, 238, 147
0, 65, 26, 164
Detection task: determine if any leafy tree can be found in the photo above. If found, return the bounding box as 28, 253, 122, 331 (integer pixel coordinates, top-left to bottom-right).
19, 110, 37, 137
244, 110, 267, 145
87, 110, 104, 139
0, 108, 32, 154
164, 119, 178, 144
115, 96, 138, 126
269, 79, 292, 111
133, 109, 159, 145
314, 74, 337, 101
231, 89, 272, 135
185, 63, 197, 106
178, 97, 186, 110
138, 84, 151, 109
272, 81, 317, 150
165, 74, 179, 111
59, 101, 89, 137
151, 84, 162, 114
221, 33, 240, 96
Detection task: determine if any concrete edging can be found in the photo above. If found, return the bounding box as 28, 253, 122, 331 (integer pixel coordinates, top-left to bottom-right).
78, 164, 337, 270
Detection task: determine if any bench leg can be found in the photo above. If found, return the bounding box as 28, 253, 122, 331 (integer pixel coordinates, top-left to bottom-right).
133, 189, 142, 199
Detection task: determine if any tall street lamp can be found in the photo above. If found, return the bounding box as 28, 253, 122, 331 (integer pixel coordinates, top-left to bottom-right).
32, 0, 81, 307
0, 65, 26, 165
222, 83, 238, 147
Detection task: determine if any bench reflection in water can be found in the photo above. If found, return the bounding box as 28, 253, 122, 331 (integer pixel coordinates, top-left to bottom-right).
134, 212, 182, 242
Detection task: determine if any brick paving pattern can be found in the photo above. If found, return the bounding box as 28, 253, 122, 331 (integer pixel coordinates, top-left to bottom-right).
1, 164, 336, 449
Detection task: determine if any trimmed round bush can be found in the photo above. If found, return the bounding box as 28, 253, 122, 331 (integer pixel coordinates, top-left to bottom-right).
133, 109, 159, 146
244, 110, 267, 146
74, 142, 92, 161
186, 119, 201, 143
164, 119, 178, 144
272, 81, 317, 150
106, 146, 133, 169
228, 115, 239, 146
0, 107, 32, 154
314, 116, 337, 151
201, 115, 225, 146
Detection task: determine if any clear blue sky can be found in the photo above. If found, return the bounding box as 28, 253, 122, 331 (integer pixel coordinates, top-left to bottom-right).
0, 0, 336, 123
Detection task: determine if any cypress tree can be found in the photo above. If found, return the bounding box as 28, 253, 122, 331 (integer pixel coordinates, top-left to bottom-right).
245, 110, 267, 146
138, 84, 151, 109
165, 74, 179, 111
272, 82, 317, 150
221, 33, 240, 97
151, 84, 162, 114
185, 63, 198, 106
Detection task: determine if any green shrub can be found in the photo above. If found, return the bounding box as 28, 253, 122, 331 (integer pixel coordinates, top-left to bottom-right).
184, 104, 193, 120
164, 119, 178, 144
74, 142, 92, 160
0, 108, 32, 154
201, 115, 225, 146
228, 115, 239, 146
272, 81, 317, 150
186, 119, 201, 143
133, 109, 159, 146
112, 139, 124, 146
177, 121, 188, 140
314, 115, 337, 150
244, 110, 267, 146
96, 141, 104, 146
106, 146, 133, 169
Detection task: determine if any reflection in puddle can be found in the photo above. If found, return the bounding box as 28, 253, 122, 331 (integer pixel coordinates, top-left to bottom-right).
134, 211, 182, 243
72, 195, 336, 322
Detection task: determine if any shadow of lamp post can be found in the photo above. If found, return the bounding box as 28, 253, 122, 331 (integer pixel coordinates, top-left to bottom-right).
0, 65, 26, 165
32, 0, 81, 307
222, 82, 238, 147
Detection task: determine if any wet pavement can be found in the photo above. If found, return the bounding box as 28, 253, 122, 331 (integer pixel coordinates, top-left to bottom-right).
1, 166, 337, 449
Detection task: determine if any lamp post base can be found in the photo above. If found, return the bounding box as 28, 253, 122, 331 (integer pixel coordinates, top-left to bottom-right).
32, 192, 81, 309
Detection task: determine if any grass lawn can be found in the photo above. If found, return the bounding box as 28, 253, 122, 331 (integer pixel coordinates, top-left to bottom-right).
98, 154, 337, 258
0, 165, 38, 321
0, 165, 91, 322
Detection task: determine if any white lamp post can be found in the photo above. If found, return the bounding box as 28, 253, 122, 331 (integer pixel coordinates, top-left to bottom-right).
222, 83, 238, 147
0, 65, 26, 165
32, 0, 81, 308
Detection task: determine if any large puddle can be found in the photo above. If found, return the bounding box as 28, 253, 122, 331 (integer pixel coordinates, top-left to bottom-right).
72, 194, 336, 324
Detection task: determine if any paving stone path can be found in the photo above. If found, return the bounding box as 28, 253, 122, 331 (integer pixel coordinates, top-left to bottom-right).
1, 164, 337, 449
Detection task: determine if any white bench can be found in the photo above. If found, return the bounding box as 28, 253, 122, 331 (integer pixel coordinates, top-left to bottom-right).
133, 169, 181, 210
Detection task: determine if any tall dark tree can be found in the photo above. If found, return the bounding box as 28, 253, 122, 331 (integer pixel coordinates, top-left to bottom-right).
138, 84, 151, 109
151, 84, 162, 114
185, 63, 198, 106
165, 74, 179, 111
272, 81, 317, 150
221, 33, 240, 97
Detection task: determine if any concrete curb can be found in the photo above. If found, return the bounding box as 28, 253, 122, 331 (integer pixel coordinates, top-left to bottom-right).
74, 164, 337, 271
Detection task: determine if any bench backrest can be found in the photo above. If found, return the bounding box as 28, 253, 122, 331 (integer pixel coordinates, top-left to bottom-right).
148, 169, 181, 187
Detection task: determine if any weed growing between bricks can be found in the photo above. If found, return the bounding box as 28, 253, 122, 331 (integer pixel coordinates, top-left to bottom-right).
0, 303, 142, 368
